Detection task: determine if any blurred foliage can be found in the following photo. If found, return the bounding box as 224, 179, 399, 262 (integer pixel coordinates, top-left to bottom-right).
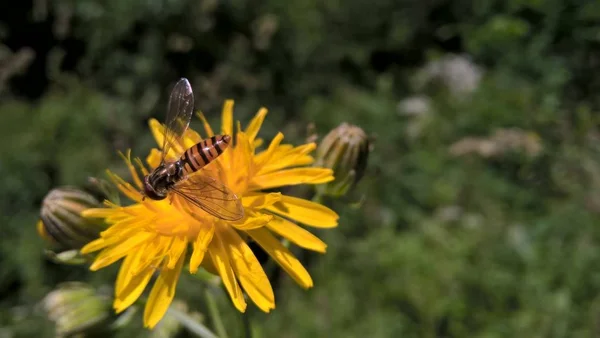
2, 0, 600, 337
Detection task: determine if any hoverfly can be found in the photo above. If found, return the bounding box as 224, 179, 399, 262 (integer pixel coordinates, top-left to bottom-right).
141, 78, 244, 221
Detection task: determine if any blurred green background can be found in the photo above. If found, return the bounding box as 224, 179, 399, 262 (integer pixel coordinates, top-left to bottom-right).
3, 0, 600, 337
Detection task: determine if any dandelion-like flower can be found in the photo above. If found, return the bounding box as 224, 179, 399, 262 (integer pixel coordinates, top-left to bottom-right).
80, 100, 339, 328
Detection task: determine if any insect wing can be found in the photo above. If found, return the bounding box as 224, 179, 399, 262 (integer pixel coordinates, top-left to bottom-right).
171, 174, 244, 221
160, 78, 194, 164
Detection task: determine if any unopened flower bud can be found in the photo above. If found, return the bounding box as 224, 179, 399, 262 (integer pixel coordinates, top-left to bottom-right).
315, 123, 370, 197
38, 187, 105, 250
42, 282, 113, 337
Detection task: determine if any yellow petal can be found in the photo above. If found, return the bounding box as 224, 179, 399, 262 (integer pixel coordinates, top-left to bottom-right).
196, 112, 215, 137
245, 108, 268, 143
266, 195, 339, 228
221, 100, 234, 136
37, 220, 56, 244
90, 232, 154, 271
208, 235, 247, 312
114, 266, 154, 313
257, 143, 316, 175
254, 143, 290, 163
233, 131, 252, 173
115, 243, 144, 294
182, 128, 202, 148
189, 225, 215, 273
166, 236, 187, 269
232, 211, 273, 230
254, 132, 284, 169
218, 227, 275, 312
80, 237, 108, 254
247, 228, 313, 288
134, 157, 150, 177
148, 119, 184, 161
118, 150, 143, 189
250, 168, 334, 190
143, 246, 187, 329
259, 155, 314, 175
242, 192, 282, 209
267, 216, 327, 253
98, 217, 148, 239
114, 247, 154, 313
106, 171, 143, 202
129, 236, 172, 276
81, 207, 116, 219
219, 132, 252, 193
146, 148, 162, 169
148, 118, 162, 141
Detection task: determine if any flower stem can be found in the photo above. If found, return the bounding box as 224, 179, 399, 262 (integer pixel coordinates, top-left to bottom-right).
311, 192, 325, 204
166, 306, 218, 338
205, 289, 228, 338
242, 313, 252, 338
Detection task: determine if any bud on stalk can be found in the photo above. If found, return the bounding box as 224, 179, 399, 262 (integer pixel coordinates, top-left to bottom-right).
42, 282, 113, 337
314, 123, 370, 197
38, 187, 106, 263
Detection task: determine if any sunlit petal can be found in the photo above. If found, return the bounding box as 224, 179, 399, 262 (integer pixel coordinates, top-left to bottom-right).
144, 246, 186, 328
267, 216, 327, 253
118, 150, 143, 189
254, 132, 284, 169
256, 143, 316, 175
232, 210, 273, 230
208, 234, 247, 312
90, 232, 154, 270
219, 227, 275, 312
146, 148, 162, 169
189, 225, 214, 273
148, 119, 184, 161
250, 168, 334, 190
114, 266, 154, 314
247, 227, 313, 288
114, 245, 154, 314
115, 246, 142, 295
166, 236, 187, 269
197, 112, 215, 137
81, 207, 115, 219
221, 100, 234, 136
245, 108, 268, 143
80, 237, 107, 254
241, 192, 282, 209
266, 195, 339, 228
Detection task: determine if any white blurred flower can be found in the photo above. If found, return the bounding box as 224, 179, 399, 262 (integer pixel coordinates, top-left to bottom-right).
418, 54, 483, 97
397, 95, 432, 117
449, 128, 543, 158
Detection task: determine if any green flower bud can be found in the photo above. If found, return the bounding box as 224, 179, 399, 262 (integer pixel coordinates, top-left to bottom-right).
42, 282, 113, 337
38, 187, 105, 250
44, 249, 88, 265
315, 123, 370, 197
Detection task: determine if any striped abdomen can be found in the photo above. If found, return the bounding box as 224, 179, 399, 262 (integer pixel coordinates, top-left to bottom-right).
179, 135, 231, 175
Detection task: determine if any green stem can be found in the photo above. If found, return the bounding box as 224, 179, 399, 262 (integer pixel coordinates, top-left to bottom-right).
166, 306, 218, 338
205, 289, 228, 338
312, 192, 325, 204
242, 313, 252, 338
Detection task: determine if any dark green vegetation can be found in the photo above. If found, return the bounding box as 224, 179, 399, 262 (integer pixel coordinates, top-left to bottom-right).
2, 0, 600, 337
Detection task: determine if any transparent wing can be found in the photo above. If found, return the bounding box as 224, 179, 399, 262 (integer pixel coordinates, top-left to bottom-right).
170, 174, 245, 221
161, 78, 194, 164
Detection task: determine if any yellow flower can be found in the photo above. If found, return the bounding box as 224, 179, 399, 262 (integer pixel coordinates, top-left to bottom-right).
80, 100, 339, 329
